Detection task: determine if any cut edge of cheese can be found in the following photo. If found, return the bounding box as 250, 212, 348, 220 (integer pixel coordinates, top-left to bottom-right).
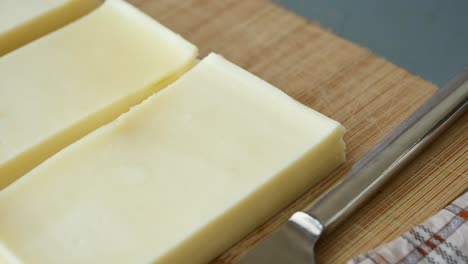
0, 0, 198, 190
0, 0, 101, 57
0, 64, 194, 190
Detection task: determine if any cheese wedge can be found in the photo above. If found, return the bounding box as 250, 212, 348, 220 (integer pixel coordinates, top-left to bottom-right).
0, 53, 345, 264
0, 0, 197, 189
0, 0, 100, 56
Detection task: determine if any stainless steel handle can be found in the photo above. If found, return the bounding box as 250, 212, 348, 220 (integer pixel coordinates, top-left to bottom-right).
305, 69, 468, 232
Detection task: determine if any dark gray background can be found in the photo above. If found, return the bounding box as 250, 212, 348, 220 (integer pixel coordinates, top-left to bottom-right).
274, 0, 468, 86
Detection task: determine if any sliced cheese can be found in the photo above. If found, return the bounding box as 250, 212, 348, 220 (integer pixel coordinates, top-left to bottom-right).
0, 53, 345, 264
0, 0, 100, 56
0, 0, 197, 189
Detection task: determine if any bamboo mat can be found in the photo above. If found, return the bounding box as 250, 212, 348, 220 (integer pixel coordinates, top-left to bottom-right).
130, 0, 467, 262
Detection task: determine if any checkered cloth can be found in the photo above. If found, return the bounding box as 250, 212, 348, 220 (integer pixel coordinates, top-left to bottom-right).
348, 191, 468, 264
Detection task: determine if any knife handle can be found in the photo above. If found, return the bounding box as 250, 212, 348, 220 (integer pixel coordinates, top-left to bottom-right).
304, 69, 468, 232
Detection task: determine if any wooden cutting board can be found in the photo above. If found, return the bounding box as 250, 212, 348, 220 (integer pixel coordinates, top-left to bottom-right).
130, 0, 467, 263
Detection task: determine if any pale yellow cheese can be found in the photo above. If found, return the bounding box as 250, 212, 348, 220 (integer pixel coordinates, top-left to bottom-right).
0, 0, 100, 56
0, 0, 197, 189
0, 53, 345, 264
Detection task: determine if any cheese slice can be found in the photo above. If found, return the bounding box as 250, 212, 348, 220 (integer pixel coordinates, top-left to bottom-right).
0, 53, 345, 264
0, 0, 101, 56
0, 0, 197, 189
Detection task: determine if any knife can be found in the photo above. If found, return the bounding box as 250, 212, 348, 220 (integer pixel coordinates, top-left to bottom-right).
235, 69, 468, 264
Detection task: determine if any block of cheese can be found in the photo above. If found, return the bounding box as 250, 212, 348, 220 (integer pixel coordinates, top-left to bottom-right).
0, 0, 197, 189
0, 0, 100, 56
0, 53, 345, 264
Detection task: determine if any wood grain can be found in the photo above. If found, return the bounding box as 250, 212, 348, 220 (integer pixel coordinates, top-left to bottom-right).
129, 0, 467, 263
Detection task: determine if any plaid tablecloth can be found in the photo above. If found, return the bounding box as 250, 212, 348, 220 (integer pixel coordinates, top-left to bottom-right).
348, 191, 468, 264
